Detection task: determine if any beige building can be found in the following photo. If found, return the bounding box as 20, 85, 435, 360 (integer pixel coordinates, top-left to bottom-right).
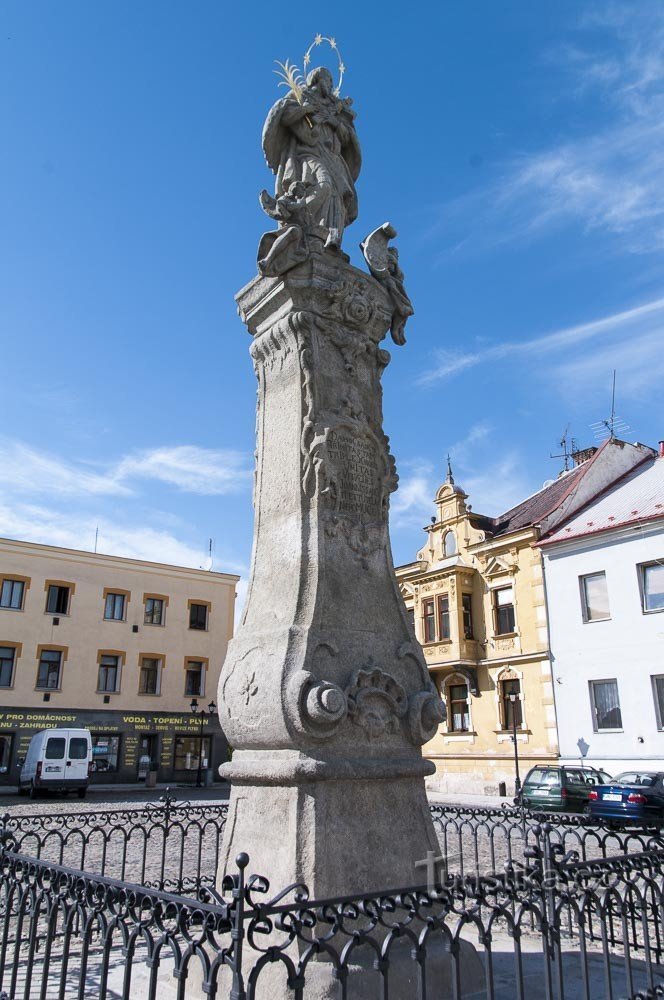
0, 536, 238, 787
395, 440, 652, 796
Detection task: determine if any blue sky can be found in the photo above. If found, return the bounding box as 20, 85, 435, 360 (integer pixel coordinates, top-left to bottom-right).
2, 2, 663, 601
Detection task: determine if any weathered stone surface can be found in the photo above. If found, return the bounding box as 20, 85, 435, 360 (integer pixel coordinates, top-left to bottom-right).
218, 247, 444, 900
217, 63, 449, 997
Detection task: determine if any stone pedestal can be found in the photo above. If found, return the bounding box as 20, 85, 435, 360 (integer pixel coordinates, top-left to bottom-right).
218, 248, 444, 902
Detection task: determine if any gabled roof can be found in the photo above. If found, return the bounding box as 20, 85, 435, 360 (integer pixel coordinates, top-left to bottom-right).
491, 463, 588, 537
542, 455, 664, 546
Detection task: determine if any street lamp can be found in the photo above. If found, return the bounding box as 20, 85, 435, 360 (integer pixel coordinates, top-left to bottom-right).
190, 697, 217, 789
508, 692, 521, 796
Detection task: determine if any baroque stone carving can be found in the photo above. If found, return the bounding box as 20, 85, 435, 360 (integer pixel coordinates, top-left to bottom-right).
345, 666, 408, 739
258, 65, 361, 274
361, 223, 414, 345
287, 668, 347, 740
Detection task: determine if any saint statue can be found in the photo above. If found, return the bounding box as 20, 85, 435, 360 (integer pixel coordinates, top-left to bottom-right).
259, 66, 361, 269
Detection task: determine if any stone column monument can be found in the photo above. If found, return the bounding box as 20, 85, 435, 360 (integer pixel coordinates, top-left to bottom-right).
218, 57, 444, 904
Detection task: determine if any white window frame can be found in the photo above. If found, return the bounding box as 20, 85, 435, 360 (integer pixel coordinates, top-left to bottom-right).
589, 678, 623, 733
579, 571, 610, 623
639, 562, 664, 615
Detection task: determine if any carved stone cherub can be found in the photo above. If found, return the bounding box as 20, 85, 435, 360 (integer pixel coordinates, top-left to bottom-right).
361, 223, 414, 345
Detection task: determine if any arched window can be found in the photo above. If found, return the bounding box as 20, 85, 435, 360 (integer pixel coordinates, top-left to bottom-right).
443, 674, 470, 732
444, 531, 457, 557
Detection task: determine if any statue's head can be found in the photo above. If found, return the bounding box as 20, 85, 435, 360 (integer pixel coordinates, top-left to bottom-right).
306, 66, 334, 97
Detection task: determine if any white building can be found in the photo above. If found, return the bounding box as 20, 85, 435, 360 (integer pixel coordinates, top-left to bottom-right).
541, 445, 664, 775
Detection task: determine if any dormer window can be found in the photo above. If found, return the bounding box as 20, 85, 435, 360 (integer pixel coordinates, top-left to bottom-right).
443, 531, 457, 557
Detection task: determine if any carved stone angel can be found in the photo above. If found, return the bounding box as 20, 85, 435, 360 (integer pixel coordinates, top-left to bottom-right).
260, 66, 361, 257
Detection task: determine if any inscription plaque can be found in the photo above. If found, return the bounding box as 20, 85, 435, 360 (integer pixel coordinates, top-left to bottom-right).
327, 429, 382, 518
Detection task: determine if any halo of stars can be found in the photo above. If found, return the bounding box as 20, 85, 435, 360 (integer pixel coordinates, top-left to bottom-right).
303, 34, 346, 95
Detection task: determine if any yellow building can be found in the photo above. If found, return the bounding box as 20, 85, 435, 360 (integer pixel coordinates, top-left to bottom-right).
0, 536, 238, 788
395, 441, 652, 796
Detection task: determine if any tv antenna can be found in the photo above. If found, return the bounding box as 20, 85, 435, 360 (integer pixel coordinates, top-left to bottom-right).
202, 538, 214, 572
590, 370, 630, 441
550, 425, 578, 472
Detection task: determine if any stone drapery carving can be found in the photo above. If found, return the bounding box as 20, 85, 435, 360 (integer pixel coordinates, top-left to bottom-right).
258, 65, 361, 276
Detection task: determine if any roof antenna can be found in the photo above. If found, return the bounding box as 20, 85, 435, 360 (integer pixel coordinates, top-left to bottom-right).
94, 525, 99, 553
590, 370, 630, 441
203, 538, 214, 572
550, 425, 577, 473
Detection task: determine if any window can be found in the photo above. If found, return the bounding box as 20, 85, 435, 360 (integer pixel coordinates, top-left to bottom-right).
500, 678, 522, 730
45, 737, 66, 759
91, 734, 120, 773
37, 649, 62, 689
462, 593, 474, 639
46, 584, 70, 615
104, 592, 126, 621
493, 586, 515, 635
438, 595, 451, 640
448, 682, 470, 732
144, 597, 165, 626
173, 735, 211, 771
189, 603, 208, 630
0, 579, 25, 610
69, 738, 88, 760
0, 647, 15, 687
641, 563, 664, 613
590, 679, 622, 731
422, 599, 436, 643
185, 661, 205, 697
0, 735, 12, 774
580, 572, 610, 622
444, 531, 457, 557
139, 657, 161, 695
653, 676, 664, 730
406, 607, 415, 637
98, 654, 120, 693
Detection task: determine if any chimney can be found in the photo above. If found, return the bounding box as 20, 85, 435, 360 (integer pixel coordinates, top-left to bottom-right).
659, 440, 664, 458
571, 446, 598, 467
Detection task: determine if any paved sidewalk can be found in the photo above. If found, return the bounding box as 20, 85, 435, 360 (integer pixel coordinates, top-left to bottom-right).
428, 789, 510, 809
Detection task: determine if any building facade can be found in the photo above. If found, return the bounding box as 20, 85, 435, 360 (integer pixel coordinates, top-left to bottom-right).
541, 448, 664, 776
0, 537, 238, 786
395, 439, 654, 795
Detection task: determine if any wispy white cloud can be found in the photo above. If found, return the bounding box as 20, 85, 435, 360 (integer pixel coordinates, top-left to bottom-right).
0, 502, 248, 575
0, 442, 131, 497
432, 4, 664, 257
0, 440, 251, 500
115, 446, 251, 495
418, 296, 664, 388
390, 423, 535, 546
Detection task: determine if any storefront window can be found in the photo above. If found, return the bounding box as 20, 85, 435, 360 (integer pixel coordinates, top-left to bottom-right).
173, 735, 211, 771
91, 734, 121, 773
0, 735, 12, 774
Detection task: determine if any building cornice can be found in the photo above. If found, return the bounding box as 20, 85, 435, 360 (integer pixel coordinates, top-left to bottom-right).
0, 536, 240, 584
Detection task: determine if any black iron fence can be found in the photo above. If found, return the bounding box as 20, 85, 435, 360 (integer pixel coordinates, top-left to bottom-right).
430, 803, 664, 880
0, 792, 227, 894
1, 830, 664, 999
2, 799, 664, 997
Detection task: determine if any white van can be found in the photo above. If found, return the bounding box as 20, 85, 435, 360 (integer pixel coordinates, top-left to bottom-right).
19, 728, 92, 799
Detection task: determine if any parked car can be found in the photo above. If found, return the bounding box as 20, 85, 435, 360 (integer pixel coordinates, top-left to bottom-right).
588, 771, 664, 827
517, 765, 612, 813
19, 728, 92, 799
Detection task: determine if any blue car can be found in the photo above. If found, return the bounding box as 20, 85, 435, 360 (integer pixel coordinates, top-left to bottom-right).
588, 771, 664, 827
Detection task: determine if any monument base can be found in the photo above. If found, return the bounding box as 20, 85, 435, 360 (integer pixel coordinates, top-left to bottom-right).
218, 749, 440, 896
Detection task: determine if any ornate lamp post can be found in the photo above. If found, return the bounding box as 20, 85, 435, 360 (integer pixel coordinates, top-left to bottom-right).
508, 691, 522, 796
189, 698, 216, 789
